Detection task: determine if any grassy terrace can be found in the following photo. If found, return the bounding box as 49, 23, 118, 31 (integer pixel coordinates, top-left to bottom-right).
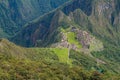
51, 48, 69, 63
31, 47, 72, 64
67, 32, 82, 49
61, 27, 82, 49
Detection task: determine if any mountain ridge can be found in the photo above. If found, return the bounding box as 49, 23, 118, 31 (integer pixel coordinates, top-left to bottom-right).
0, 0, 68, 38
12, 0, 120, 47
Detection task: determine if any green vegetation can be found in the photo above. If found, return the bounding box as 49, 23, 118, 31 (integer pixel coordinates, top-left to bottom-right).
0, 0, 120, 79
91, 46, 120, 74
67, 32, 82, 48
0, 53, 107, 80
70, 50, 97, 70
0, 39, 120, 79
0, 0, 68, 38
50, 48, 70, 63
60, 27, 82, 49
89, 38, 103, 52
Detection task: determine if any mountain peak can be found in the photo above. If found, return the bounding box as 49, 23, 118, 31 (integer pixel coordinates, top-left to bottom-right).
62, 0, 93, 16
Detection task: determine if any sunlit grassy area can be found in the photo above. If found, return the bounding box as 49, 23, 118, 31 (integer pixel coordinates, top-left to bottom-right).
67, 32, 82, 48
60, 27, 82, 49
51, 48, 69, 63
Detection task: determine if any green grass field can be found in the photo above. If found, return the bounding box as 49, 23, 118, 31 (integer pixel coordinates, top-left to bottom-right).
50, 48, 73, 63
67, 32, 82, 48
60, 27, 82, 49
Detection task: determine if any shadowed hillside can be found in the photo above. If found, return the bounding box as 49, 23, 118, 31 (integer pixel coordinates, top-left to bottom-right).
12, 0, 120, 47
0, 0, 68, 37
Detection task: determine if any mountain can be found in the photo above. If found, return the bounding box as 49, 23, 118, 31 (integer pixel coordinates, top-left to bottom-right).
0, 0, 68, 38
12, 0, 120, 75
12, 0, 120, 47
1, 0, 120, 79
0, 39, 120, 79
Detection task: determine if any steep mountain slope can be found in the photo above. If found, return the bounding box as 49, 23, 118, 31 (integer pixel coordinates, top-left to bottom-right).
0, 0, 68, 38
12, 0, 120, 47
12, 0, 120, 75
12, 0, 92, 47
0, 39, 120, 79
